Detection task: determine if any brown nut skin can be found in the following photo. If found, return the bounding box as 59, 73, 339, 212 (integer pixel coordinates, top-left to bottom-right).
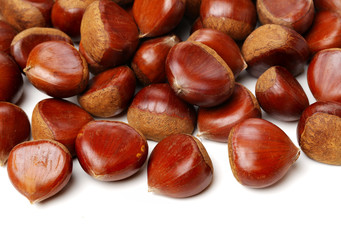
132, 35, 180, 85
0, 52, 24, 103
297, 101, 341, 165
127, 83, 197, 142
228, 118, 300, 188
190, 18, 204, 34
315, 0, 341, 15
0, 102, 30, 166
257, 0, 315, 34
10, 27, 73, 70
305, 11, 341, 55
256, 66, 309, 121
24, 41, 88, 98
188, 28, 247, 77
197, 83, 261, 142
78, 66, 136, 118
166, 41, 235, 107
147, 134, 213, 198
0, 20, 17, 54
185, 0, 202, 20
7, 139, 72, 204
76, 121, 148, 181
307, 48, 341, 103
241, 24, 310, 78
200, 0, 257, 41
80, 0, 139, 74
0, 0, 54, 32
133, 0, 186, 38
32, 98, 94, 156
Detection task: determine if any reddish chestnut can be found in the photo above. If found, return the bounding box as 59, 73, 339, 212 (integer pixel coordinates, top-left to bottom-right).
241, 24, 310, 77
0, 102, 30, 166
127, 83, 196, 141
0, 20, 17, 54
198, 83, 261, 142
166, 41, 235, 107
76, 121, 148, 181
7, 139, 72, 203
228, 118, 300, 188
297, 101, 341, 165
131, 35, 180, 85
256, 66, 309, 121
315, 0, 341, 15
191, 18, 204, 34
148, 134, 213, 198
32, 98, 94, 156
200, 0, 257, 41
24, 41, 88, 98
78, 66, 136, 118
132, 0, 186, 38
185, 0, 202, 20
0, 52, 23, 103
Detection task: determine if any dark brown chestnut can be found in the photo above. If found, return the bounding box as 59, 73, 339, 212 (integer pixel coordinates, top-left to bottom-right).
315, 0, 341, 15
185, 0, 202, 20
0, 20, 17, 54
190, 18, 204, 34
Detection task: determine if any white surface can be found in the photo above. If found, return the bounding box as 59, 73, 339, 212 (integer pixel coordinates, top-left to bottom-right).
1, 22, 341, 240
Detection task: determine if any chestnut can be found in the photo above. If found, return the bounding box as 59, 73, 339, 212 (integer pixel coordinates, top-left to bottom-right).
127, 83, 196, 141
197, 83, 261, 142
0, 0, 54, 32
0, 20, 17, 54
256, 66, 309, 121
228, 118, 300, 188
166, 41, 235, 107
297, 101, 341, 165
0, 102, 30, 166
185, 0, 202, 20
0, 52, 23, 103
190, 18, 204, 34
307, 48, 341, 103
32, 98, 94, 156
131, 35, 180, 85
24, 41, 88, 98
132, 0, 186, 38
76, 121, 148, 181
315, 0, 341, 15
7, 139, 72, 204
188, 28, 247, 77
80, 0, 139, 74
78, 66, 136, 118
305, 11, 341, 55
200, 0, 257, 41
10, 27, 73, 70
257, 0, 314, 34
148, 134, 213, 198
241, 24, 310, 78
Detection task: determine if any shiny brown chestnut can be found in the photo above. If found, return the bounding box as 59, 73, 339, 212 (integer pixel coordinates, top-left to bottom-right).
257, 0, 314, 34
0, 52, 23, 103
7, 139, 72, 204
228, 118, 300, 188
307, 48, 341, 103
200, 0, 257, 41
297, 101, 341, 165
131, 35, 180, 85
148, 134, 213, 198
127, 83, 196, 141
0, 102, 30, 166
190, 18, 204, 34
133, 0, 186, 38
0, 0, 54, 32
315, 0, 341, 15
166, 41, 235, 107
76, 121, 148, 181
305, 11, 341, 55
78, 66, 136, 118
241, 24, 310, 78
80, 0, 139, 74
185, 0, 202, 20
24, 41, 88, 98
32, 98, 94, 156
188, 28, 247, 77
10, 27, 73, 70
256, 66, 309, 121
197, 83, 261, 142
0, 20, 17, 54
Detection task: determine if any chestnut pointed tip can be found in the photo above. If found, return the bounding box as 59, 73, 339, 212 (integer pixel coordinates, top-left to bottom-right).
23, 65, 32, 73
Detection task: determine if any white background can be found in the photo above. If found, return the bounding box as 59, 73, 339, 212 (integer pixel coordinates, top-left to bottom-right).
1, 19, 341, 240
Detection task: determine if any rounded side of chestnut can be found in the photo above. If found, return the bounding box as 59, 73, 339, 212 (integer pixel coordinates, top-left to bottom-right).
315, 0, 341, 14
147, 134, 213, 198
0, 20, 17, 54
75, 120, 148, 181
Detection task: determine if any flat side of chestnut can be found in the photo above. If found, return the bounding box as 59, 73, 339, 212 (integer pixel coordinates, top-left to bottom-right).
0, 20, 17, 54
7, 139, 72, 204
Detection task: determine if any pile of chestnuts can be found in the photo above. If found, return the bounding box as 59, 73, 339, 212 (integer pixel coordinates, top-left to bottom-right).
0, 0, 341, 203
